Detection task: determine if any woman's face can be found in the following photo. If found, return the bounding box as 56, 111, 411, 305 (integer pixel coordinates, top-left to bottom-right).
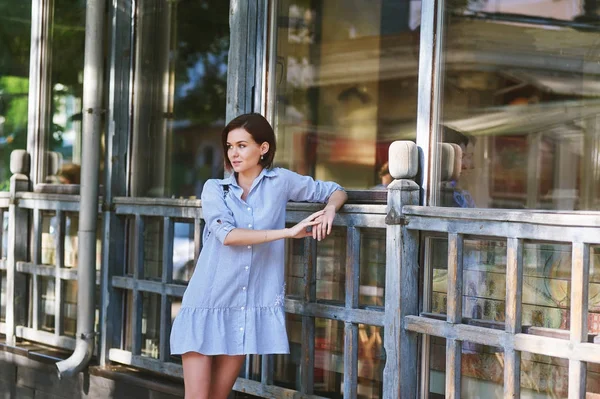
226, 128, 268, 174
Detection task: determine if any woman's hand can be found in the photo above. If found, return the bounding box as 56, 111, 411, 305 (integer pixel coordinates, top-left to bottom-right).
287, 210, 325, 239
313, 205, 336, 241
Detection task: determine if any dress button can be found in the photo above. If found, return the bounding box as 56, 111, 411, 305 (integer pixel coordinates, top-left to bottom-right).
242, 286, 246, 291
247, 207, 251, 211
240, 327, 244, 331
247, 245, 251, 249
245, 266, 249, 271
241, 306, 245, 310
248, 224, 252, 228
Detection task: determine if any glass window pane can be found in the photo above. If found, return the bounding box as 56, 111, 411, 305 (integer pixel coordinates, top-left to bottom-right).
173, 221, 195, 282
130, 1, 229, 198
141, 292, 161, 359
271, 1, 420, 189
63, 280, 77, 337
0, 1, 31, 191
359, 228, 386, 307
438, 0, 600, 211
40, 276, 55, 333
522, 242, 571, 330
428, 338, 505, 398
285, 232, 306, 298
144, 218, 163, 281
358, 325, 384, 398
0, 271, 6, 322
273, 313, 303, 389
521, 352, 568, 397
590, 246, 600, 335
316, 227, 345, 302
314, 317, 344, 397
41, 212, 57, 266
48, 0, 86, 183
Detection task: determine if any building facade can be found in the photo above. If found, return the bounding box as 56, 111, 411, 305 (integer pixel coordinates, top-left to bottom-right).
1, 0, 600, 398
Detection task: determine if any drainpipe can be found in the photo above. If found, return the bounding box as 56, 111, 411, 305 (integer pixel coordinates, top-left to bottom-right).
56, 0, 106, 379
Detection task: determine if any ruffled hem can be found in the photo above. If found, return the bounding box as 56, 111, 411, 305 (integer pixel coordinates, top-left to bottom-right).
169, 306, 290, 356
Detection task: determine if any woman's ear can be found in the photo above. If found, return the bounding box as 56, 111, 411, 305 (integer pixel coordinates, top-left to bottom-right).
261, 142, 270, 156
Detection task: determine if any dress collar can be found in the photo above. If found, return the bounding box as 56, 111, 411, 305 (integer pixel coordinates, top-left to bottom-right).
216, 167, 278, 187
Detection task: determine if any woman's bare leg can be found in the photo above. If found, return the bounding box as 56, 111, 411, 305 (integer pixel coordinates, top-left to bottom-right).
208, 355, 245, 399
182, 352, 212, 399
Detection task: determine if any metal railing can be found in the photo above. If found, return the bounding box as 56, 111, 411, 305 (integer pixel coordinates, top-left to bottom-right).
397, 206, 600, 399
104, 196, 392, 398
0, 191, 101, 351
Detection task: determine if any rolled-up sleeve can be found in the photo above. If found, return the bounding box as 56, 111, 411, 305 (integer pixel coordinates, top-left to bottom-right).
201, 180, 236, 244
283, 169, 345, 203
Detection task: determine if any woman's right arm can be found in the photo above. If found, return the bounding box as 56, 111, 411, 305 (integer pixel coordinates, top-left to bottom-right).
223, 210, 324, 246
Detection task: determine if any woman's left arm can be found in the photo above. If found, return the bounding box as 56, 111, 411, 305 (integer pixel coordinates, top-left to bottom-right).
314, 189, 347, 241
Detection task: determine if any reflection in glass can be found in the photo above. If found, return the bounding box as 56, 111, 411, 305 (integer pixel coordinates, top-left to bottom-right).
173, 222, 195, 282
285, 232, 306, 298
41, 212, 57, 265
143, 218, 163, 281
358, 325, 384, 398
130, 0, 229, 198
430, 237, 511, 323
316, 227, 346, 302
40, 277, 55, 333
141, 292, 161, 359
521, 353, 569, 397
0, 1, 31, 191
273, 313, 302, 389
522, 242, 571, 330
429, 338, 504, 398
48, 0, 86, 181
169, 296, 181, 364
63, 280, 77, 337
438, 0, 600, 211
271, 0, 420, 189
359, 229, 386, 307
314, 318, 344, 397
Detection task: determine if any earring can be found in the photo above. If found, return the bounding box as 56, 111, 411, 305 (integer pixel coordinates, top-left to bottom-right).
260, 155, 264, 160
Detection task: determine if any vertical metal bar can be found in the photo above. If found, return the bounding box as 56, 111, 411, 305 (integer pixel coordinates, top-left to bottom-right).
54, 211, 65, 336
159, 217, 173, 362
446, 233, 463, 398
446, 233, 463, 324
568, 242, 590, 399
504, 238, 523, 399
264, 0, 278, 123
0, 210, 4, 259
343, 322, 358, 399
300, 238, 316, 394
26, 0, 54, 186
32, 209, 42, 330
261, 354, 274, 385
131, 214, 145, 356
343, 227, 360, 398
445, 338, 461, 399
415, 0, 444, 206
420, 238, 434, 399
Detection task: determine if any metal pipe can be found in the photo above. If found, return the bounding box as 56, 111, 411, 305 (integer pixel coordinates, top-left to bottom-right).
56, 0, 106, 379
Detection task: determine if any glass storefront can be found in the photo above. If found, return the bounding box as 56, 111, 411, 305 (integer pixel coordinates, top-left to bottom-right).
129, 0, 229, 198
437, 0, 600, 211
47, 0, 86, 181
270, 0, 421, 190
0, 0, 31, 190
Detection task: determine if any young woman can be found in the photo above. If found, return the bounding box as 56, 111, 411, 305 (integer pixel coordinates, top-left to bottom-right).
170, 113, 347, 399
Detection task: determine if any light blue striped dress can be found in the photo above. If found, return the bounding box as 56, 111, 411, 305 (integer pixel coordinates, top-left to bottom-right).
170, 167, 344, 356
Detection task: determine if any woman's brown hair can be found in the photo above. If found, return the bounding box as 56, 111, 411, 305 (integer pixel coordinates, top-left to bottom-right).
221, 113, 276, 170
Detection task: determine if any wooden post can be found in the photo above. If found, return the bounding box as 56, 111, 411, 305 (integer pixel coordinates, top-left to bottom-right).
6, 170, 30, 346
384, 179, 419, 399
